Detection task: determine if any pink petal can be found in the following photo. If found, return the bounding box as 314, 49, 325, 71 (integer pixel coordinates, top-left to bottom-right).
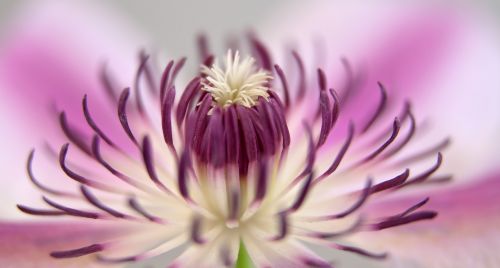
355, 171, 500, 267
0, 221, 126, 267
0, 1, 143, 142
0, 2, 145, 216
262, 2, 500, 179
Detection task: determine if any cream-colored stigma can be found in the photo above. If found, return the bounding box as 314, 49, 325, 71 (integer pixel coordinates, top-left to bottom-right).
201, 50, 272, 108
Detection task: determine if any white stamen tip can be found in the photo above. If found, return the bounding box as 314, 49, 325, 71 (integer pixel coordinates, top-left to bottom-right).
201, 50, 272, 108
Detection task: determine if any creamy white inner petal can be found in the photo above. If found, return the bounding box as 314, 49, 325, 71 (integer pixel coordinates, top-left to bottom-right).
201, 50, 272, 108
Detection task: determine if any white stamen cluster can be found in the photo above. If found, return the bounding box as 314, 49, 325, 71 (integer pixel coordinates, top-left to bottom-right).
202, 50, 272, 108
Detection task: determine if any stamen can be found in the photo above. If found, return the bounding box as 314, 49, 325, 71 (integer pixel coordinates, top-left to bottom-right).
397, 197, 430, 218
372, 210, 437, 230
317, 69, 327, 91
398, 153, 443, 188
59, 112, 92, 156
27, 150, 77, 197
99, 63, 119, 103
133, 54, 150, 114
178, 149, 192, 202
169, 57, 187, 90
286, 172, 314, 213
91, 135, 148, 191
381, 110, 416, 159
270, 211, 288, 241
161, 87, 177, 155
331, 243, 388, 260
51, 244, 105, 259
306, 217, 363, 239
316, 122, 354, 183
159, 60, 174, 104
317, 179, 373, 221
191, 215, 206, 244
302, 258, 333, 268
354, 118, 400, 166
274, 64, 291, 108
128, 197, 163, 223
361, 82, 388, 134
251, 159, 268, 208
176, 77, 201, 127
370, 169, 410, 194
17, 205, 67, 216
237, 106, 258, 162
43, 196, 100, 219
249, 35, 272, 71
80, 185, 129, 219
82, 95, 116, 148
59, 144, 118, 193
138, 51, 158, 94
117, 88, 139, 146
141, 136, 174, 195
197, 34, 210, 62
291, 51, 306, 99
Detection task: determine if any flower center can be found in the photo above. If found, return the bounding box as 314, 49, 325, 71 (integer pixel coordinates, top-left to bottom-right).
202, 50, 271, 108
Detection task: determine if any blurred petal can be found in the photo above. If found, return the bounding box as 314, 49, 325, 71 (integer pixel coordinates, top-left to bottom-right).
0, 221, 125, 268
0, 1, 143, 139
355, 171, 500, 268
0, 1, 145, 217
262, 2, 500, 178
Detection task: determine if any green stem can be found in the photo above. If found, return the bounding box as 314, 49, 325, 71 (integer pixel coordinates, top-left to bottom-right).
235, 241, 253, 268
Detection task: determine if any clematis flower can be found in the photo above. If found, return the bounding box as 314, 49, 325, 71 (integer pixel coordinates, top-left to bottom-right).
1, 2, 500, 268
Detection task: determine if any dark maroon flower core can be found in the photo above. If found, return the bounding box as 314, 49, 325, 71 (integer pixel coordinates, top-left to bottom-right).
187, 91, 290, 175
